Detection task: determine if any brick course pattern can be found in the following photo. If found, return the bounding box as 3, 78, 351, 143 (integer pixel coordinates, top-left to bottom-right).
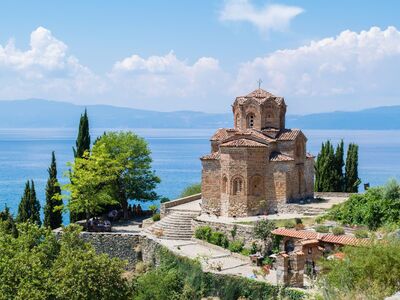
201, 89, 314, 217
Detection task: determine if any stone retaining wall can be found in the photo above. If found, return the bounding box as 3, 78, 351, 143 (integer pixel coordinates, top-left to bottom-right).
160, 193, 202, 217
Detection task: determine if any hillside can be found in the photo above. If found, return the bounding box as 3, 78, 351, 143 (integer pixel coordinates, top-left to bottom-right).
0, 99, 399, 129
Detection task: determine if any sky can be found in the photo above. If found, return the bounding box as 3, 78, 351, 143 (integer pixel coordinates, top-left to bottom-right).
0, 0, 400, 114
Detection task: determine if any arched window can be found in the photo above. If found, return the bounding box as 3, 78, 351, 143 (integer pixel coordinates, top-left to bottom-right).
246, 113, 255, 128
285, 239, 295, 253
232, 177, 243, 195
221, 176, 228, 194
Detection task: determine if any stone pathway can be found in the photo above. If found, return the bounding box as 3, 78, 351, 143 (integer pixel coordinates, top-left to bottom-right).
154, 237, 277, 284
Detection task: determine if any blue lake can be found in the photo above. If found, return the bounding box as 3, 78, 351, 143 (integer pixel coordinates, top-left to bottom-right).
0, 128, 399, 224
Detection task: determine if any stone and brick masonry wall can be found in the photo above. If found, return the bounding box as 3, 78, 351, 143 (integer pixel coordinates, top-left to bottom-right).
160, 193, 202, 217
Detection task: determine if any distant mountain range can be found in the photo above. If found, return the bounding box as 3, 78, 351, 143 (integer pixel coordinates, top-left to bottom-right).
0, 99, 399, 130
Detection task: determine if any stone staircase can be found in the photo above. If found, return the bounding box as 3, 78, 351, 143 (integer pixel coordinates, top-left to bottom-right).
145, 211, 199, 240
302, 206, 326, 216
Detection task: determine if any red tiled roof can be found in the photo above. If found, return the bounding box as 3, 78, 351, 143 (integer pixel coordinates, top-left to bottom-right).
210, 128, 238, 141
272, 228, 369, 247
269, 152, 294, 162
200, 152, 220, 160
235, 89, 285, 106
277, 129, 302, 141
220, 138, 268, 148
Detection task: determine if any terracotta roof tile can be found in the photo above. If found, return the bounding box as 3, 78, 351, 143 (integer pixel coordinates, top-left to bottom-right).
200, 152, 220, 160
277, 129, 302, 141
210, 128, 238, 141
220, 138, 268, 148
272, 228, 318, 240
235, 89, 285, 107
269, 152, 294, 162
320, 234, 369, 246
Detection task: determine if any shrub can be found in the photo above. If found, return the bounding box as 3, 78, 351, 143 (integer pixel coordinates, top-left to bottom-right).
354, 229, 369, 238
180, 183, 201, 198
250, 242, 258, 254
295, 218, 302, 225
253, 219, 276, 240
230, 224, 238, 240
332, 226, 345, 235
240, 248, 251, 256
152, 213, 160, 222
284, 220, 296, 229
315, 225, 329, 233
160, 197, 170, 203
195, 226, 212, 241
210, 231, 229, 248
228, 240, 244, 253
149, 204, 158, 214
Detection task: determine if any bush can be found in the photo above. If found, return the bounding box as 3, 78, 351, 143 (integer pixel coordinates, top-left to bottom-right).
332, 226, 345, 235
152, 213, 160, 222
160, 197, 170, 203
253, 219, 276, 240
180, 183, 201, 198
195, 226, 212, 241
284, 220, 296, 229
315, 225, 329, 233
240, 248, 251, 256
250, 242, 258, 254
149, 204, 158, 214
354, 229, 369, 238
210, 231, 229, 248
228, 240, 244, 253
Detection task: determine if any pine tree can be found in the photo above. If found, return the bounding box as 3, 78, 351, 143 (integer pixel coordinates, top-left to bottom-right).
0, 205, 18, 237
71, 109, 91, 223
44, 152, 63, 229
73, 109, 91, 158
345, 143, 360, 192
16, 180, 41, 225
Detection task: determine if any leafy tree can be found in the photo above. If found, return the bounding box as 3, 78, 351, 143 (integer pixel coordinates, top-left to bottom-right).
345, 143, 361, 192
0, 222, 130, 300
319, 238, 400, 299
0, 206, 18, 237
71, 109, 91, 223
65, 148, 121, 227
180, 183, 201, 198
93, 131, 160, 219
253, 219, 276, 255
16, 180, 41, 226
73, 109, 91, 158
44, 151, 63, 229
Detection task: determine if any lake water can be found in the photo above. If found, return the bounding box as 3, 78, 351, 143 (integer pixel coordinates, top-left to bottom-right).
0, 128, 399, 224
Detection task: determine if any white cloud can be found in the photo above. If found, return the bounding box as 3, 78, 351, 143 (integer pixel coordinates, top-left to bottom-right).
219, 0, 304, 33
234, 26, 400, 113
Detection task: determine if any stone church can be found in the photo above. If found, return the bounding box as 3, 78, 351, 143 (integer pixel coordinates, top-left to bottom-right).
200, 88, 314, 217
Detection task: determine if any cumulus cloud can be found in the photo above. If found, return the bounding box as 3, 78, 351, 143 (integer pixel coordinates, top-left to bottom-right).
0, 27, 103, 101
219, 0, 304, 33
234, 26, 400, 113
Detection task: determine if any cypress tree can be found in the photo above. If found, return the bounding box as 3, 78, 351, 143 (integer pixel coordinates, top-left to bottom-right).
44, 151, 63, 229
345, 143, 360, 192
73, 109, 91, 158
71, 109, 91, 223
334, 140, 345, 191
0, 205, 18, 237
16, 180, 41, 225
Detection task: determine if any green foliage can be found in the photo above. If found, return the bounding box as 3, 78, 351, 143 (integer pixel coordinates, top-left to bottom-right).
250, 242, 258, 254
354, 229, 369, 238
160, 197, 170, 203
315, 225, 329, 233
0, 222, 129, 300
194, 226, 212, 241
315, 140, 360, 192
180, 183, 201, 198
152, 213, 160, 222
16, 180, 41, 226
331, 226, 345, 235
209, 231, 229, 248
149, 204, 158, 214
240, 248, 251, 256
284, 219, 296, 229
345, 143, 361, 192
228, 240, 244, 253
230, 224, 237, 240
326, 179, 400, 230
253, 219, 276, 240
44, 151, 63, 229
319, 238, 400, 299
65, 148, 121, 224
0, 206, 18, 237
93, 131, 160, 219
73, 109, 91, 159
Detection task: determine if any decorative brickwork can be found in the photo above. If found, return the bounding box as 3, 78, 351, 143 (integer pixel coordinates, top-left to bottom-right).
201, 89, 314, 217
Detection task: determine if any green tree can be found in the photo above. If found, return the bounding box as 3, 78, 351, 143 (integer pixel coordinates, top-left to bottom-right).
180, 183, 201, 198
71, 109, 91, 223
345, 143, 360, 192
253, 219, 276, 255
333, 139, 344, 191
44, 151, 63, 229
73, 109, 91, 158
319, 238, 400, 299
65, 148, 121, 227
93, 131, 160, 219
16, 180, 41, 226
0, 206, 18, 237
